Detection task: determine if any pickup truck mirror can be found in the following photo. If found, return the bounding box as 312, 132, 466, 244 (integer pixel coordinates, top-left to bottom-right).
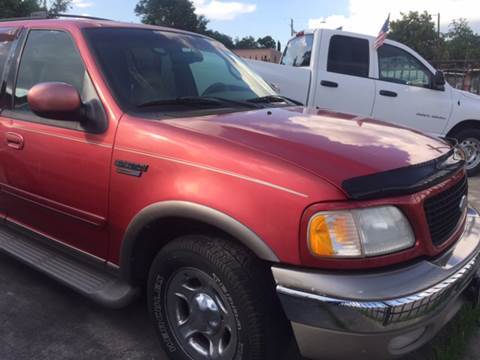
433, 71, 446, 90
28, 82, 82, 121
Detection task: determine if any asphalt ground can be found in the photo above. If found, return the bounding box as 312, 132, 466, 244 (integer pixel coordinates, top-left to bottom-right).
1, 178, 480, 360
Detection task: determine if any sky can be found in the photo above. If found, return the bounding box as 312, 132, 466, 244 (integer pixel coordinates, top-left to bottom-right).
69, 0, 480, 47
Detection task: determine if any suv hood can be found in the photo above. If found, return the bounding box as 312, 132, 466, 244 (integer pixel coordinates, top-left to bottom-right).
162, 107, 452, 187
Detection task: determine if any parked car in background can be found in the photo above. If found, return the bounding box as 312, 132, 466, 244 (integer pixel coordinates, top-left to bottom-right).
248, 29, 480, 175
0, 17, 479, 360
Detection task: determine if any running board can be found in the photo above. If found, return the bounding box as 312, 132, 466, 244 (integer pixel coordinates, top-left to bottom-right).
0, 223, 139, 308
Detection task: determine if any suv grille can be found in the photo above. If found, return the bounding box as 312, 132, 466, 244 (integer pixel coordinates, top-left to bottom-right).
424, 175, 468, 247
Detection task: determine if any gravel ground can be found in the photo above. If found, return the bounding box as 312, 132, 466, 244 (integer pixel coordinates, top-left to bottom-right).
1, 178, 480, 360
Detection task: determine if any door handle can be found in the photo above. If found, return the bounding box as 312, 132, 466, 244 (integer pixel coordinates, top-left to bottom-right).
379, 90, 398, 97
6, 132, 24, 150
321, 80, 339, 88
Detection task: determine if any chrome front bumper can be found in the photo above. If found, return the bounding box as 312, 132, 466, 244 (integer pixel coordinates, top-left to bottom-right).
273, 207, 480, 359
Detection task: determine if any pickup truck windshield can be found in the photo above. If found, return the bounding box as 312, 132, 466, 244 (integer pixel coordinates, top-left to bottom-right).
84, 28, 276, 113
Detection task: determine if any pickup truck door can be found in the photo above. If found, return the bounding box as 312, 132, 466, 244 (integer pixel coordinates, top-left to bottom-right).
312, 32, 375, 117
0, 29, 114, 259
372, 43, 452, 135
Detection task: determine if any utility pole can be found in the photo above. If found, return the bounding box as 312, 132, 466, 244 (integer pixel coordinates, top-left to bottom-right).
437, 13, 440, 38
290, 18, 296, 37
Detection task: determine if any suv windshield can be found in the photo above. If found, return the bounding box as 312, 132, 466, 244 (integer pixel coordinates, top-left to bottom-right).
84, 28, 276, 114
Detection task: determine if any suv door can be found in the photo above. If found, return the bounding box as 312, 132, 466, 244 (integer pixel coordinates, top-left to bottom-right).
312, 33, 376, 117
0, 29, 112, 259
372, 44, 452, 135
0, 27, 18, 220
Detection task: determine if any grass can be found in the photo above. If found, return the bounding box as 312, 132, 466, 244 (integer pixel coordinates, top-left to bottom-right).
406, 305, 480, 360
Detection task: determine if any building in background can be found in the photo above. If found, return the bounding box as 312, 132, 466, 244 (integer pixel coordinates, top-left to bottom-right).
233, 48, 282, 63
433, 60, 480, 95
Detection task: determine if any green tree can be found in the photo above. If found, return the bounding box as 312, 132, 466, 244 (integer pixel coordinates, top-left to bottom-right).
0, 0, 42, 18
205, 30, 234, 49
234, 36, 258, 49
389, 11, 442, 60
446, 18, 480, 60
135, 0, 208, 33
257, 35, 275, 49
47, 0, 72, 15
0, 0, 72, 19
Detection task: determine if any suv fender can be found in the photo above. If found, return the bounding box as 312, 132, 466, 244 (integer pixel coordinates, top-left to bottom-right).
119, 201, 279, 283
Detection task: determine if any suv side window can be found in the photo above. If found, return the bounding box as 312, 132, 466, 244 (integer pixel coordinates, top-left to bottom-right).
378, 44, 431, 87
327, 35, 369, 78
0, 27, 17, 108
281, 34, 313, 67
14, 30, 96, 118
0, 28, 16, 79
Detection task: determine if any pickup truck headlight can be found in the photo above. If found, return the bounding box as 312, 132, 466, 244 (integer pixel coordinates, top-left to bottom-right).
308, 206, 414, 257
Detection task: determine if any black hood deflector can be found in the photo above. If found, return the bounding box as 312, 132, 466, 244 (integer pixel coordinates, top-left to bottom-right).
342, 148, 465, 200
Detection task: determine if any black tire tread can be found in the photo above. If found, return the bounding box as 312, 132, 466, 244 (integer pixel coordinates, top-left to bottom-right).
149, 234, 294, 360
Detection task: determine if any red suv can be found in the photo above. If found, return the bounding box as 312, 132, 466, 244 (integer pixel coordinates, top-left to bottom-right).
0, 16, 478, 360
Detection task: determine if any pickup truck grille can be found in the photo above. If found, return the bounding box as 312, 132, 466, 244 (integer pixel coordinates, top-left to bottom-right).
424, 175, 468, 247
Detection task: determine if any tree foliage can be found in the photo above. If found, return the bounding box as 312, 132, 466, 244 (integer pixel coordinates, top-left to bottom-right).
0, 0, 71, 18
257, 35, 276, 49
0, 0, 43, 18
47, 0, 72, 15
234, 36, 258, 49
389, 11, 441, 60
135, 0, 208, 33
446, 18, 480, 60
205, 30, 234, 49
233, 35, 278, 49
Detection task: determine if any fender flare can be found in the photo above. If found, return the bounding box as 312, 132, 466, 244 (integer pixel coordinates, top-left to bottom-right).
119, 201, 279, 281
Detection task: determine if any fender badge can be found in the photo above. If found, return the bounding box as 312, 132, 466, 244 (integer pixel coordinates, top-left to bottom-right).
115, 160, 149, 177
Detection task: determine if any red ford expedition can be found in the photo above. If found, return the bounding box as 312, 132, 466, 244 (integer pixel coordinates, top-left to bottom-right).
0, 16, 478, 360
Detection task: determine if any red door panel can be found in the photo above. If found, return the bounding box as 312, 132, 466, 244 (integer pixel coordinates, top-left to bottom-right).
0, 118, 112, 258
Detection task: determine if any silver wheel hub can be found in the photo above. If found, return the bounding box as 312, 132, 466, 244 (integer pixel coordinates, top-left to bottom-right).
460, 137, 480, 170
165, 268, 238, 360
193, 293, 222, 333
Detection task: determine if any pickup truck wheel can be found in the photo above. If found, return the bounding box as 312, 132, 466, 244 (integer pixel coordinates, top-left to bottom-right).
456, 129, 480, 176
147, 235, 294, 360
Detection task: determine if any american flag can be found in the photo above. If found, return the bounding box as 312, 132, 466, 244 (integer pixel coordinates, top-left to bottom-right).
374, 14, 390, 49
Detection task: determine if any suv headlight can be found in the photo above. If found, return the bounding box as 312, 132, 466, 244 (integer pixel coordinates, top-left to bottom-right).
308, 206, 414, 257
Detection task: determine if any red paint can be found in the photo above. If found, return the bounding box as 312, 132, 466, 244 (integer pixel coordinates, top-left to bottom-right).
0, 19, 465, 270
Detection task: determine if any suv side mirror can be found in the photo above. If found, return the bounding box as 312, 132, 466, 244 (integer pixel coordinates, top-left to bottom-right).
28, 82, 82, 120
433, 71, 446, 90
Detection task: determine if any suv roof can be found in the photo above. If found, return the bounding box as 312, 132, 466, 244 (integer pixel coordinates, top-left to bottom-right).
0, 15, 209, 40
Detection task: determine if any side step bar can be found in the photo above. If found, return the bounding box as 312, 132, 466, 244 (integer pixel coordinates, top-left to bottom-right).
0, 223, 139, 308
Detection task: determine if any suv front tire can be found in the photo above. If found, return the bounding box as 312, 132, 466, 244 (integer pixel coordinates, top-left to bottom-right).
147, 235, 294, 360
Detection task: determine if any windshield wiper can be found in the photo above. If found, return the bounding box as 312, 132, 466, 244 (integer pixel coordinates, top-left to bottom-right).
137, 96, 262, 109
247, 95, 303, 106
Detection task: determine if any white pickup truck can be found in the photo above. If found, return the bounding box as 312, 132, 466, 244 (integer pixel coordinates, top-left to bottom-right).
248, 29, 480, 175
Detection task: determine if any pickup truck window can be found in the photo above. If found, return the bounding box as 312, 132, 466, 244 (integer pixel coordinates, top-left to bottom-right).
327, 35, 369, 78
84, 28, 275, 113
378, 44, 431, 87
14, 30, 95, 117
281, 34, 313, 67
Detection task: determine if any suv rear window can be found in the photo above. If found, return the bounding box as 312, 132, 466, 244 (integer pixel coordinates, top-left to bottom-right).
281, 34, 313, 67
327, 35, 369, 77
0, 28, 16, 82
